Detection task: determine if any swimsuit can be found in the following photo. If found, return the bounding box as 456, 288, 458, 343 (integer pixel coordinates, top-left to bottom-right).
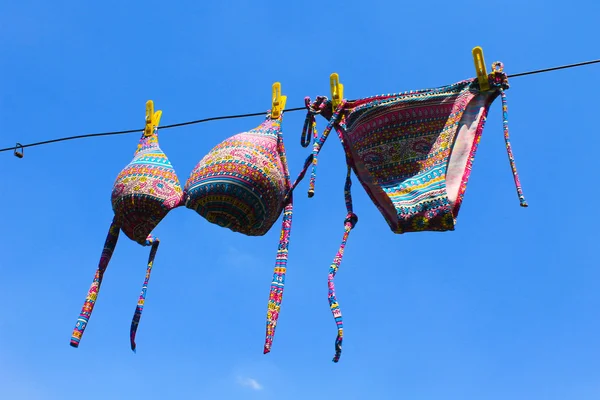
70, 111, 296, 352
290, 63, 527, 361
71, 64, 527, 363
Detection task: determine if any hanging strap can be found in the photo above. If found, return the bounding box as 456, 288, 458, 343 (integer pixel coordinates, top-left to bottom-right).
499, 89, 528, 207
328, 163, 358, 363
264, 102, 355, 358
299, 97, 346, 197
70, 217, 120, 348
300, 96, 327, 148
490, 62, 527, 208
297, 97, 358, 362
309, 100, 346, 197
280, 97, 346, 204
130, 235, 160, 352
264, 112, 295, 355
264, 198, 294, 354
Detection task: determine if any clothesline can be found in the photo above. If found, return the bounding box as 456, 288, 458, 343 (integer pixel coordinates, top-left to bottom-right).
2, 57, 599, 156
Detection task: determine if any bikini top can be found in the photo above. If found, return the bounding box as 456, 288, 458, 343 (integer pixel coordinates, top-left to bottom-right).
71, 101, 295, 351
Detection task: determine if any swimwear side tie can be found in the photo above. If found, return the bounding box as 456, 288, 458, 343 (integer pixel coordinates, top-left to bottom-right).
300, 97, 346, 197
500, 88, 527, 207
328, 162, 358, 363
492, 61, 528, 207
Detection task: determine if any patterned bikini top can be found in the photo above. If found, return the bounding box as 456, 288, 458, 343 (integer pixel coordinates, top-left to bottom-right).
71, 109, 295, 351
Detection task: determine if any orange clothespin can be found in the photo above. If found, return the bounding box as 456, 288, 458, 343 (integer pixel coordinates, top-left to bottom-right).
472, 46, 490, 91
271, 82, 287, 119
330, 73, 344, 111
14, 142, 24, 158
144, 100, 162, 136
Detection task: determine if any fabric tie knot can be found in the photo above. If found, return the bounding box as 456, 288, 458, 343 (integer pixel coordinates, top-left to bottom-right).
144, 235, 156, 246
344, 212, 358, 229
301, 96, 329, 148
490, 62, 509, 90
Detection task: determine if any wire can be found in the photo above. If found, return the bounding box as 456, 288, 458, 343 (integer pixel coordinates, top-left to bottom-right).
2, 58, 600, 155
0, 107, 306, 154
507, 58, 600, 78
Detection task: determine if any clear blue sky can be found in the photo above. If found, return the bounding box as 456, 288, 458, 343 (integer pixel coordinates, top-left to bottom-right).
1, 1, 599, 399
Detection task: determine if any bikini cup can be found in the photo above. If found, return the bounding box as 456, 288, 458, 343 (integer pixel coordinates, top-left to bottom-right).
183, 115, 289, 236
112, 130, 184, 242
70, 123, 184, 351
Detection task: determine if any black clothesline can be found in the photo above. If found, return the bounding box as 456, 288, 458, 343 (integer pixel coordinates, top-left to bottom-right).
2, 58, 599, 156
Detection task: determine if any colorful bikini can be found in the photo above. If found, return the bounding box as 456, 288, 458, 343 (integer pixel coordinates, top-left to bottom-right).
71, 63, 527, 363
288, 61, 527, 362
70, 100, 297, 352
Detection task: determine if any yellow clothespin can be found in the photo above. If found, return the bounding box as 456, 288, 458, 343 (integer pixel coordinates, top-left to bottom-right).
144, 100, 162, 136
271, 82, 287, 119
330, 73, 344, 111
472, 46, 490, 91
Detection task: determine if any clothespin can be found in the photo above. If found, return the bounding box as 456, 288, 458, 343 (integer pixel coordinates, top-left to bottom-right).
14, 142, 24, 158
330, 73, 344, 111
144, 100, 162, 136
472, 46, 490, 91
271, 82, 287, 119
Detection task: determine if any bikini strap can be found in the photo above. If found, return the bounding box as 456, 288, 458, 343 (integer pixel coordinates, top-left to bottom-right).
300, 96, 328, 147
328, 161, 358, 363
300, 97, 346, 197
491, 62, 528, 208
264, 112, 295, 355
300, 97, 357, 361
280, 97, 344, 203
70, 217, 120, 348
130, 235, 160, 352
264, 198, 293, 355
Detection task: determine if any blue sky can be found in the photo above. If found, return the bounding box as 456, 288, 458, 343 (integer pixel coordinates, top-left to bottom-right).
1, 1, 599, 399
